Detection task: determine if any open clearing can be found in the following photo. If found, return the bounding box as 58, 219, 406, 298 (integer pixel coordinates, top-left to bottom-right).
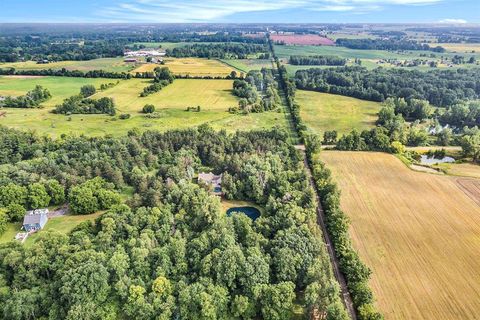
132, 58, 238, 77
296, 90, 380, 136
0, 58, 133, 73
220, 59, 273, 73
0, 77, 287, 137
0, 76, 111, 107
320, 151, 480, 320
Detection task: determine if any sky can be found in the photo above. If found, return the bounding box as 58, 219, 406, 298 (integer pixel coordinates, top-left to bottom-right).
0, 0, 479, 24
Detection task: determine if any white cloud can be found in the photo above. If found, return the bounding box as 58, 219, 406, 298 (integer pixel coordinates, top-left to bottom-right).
96, 0, 446, 22
438, 18, 467, 24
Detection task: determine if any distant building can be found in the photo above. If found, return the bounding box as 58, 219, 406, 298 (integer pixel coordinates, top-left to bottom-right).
124, 58, 137, 63
23, 209, 49, 232
124, 49, 166, 57
198, 172, 223, 195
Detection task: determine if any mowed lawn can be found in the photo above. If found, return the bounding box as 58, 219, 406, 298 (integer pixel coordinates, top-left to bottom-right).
0, 77, 287, 136
132, 58, 238, 77
320, 151, 480, 320
0, 58, 133, 72
296, 90, 380, 136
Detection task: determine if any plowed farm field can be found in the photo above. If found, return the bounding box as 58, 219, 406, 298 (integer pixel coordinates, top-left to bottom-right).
320, 151, 480, 320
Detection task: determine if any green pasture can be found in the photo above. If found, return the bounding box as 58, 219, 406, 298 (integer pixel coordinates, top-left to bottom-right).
296, 90, 381, 136
0, 58, 133, 73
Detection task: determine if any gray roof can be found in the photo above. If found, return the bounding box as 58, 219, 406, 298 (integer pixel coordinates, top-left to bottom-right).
198, 172, 222, 187
23, 214, 43, 225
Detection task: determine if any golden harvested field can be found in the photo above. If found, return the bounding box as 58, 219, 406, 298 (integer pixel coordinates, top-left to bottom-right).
320, 151, 480, 320
436, 43, 480, 53
132, 58, 237, 77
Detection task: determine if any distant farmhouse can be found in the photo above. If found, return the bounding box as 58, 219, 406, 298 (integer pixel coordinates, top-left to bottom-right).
198, 172, 223, 196
124, 49, 166, 58
23, 209, 49, 232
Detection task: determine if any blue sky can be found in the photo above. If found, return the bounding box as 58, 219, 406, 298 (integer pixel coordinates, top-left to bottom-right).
1, 0, 478, 24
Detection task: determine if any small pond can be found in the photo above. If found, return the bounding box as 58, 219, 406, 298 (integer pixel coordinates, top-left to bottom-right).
226, 207, 261, 221
420, 155, 455, 165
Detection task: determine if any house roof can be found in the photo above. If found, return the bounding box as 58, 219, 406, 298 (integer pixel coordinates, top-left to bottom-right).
23, 209, 48, 225
198, 172, 222, 186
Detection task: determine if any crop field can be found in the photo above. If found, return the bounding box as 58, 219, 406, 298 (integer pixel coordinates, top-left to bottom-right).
132, 58, 238, 77
435, 43, 480, 53
320, 151, 480, 320
270, 34, 334, 45
0, 58, 133, 72
296, 90, 380, 136
0, 77, 287, 137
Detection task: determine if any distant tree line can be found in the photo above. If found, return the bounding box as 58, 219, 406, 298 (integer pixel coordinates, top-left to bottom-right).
294, 66, 480, 107
166, 43, 269, 59
289, 55, 346, 66
335, 38, 445, 52
0, 67, 133, 79
0, 36, 127, 62
0, 85, 51, 108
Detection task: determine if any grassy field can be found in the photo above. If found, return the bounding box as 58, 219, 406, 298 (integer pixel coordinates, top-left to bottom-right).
0, 76, 112, 106
320, 151, 480, 320
220, 59, 273, 73
296, 90, 381, 136
0, 77, 287, 137
132, 58, 238, 77
0, 58, 133, 72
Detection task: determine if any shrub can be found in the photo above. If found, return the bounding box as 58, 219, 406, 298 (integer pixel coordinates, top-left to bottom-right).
142, 104, 155, 114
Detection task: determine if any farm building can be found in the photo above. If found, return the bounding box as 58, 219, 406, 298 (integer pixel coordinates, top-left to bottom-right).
198, 172, 223, 195
124, 49, 166, 57
23, 209, 49, 232
124, 58, 137, 63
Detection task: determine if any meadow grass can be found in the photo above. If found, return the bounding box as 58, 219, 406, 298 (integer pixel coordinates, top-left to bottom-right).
0, 76, 113, 106
220, 59, 273, 73
0, 77, 287, 137
320, 151, 480, 320
132, 58, 237, 77
296, 90, 381, 136
0, 58, 133, 72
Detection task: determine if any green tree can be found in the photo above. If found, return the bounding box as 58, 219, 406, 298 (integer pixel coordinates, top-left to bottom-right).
142, 104, 156, 114
6, 203, 25, 222
27, 183, 51, 209
80, 85, 96, 97
0, 183, 27, 207
69, 186, 98, 215
0, 208, 8, 235
253, 282, 295, 320
45, 179, 65, 205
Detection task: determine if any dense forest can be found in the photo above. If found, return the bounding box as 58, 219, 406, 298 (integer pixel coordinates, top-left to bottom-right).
294, 66, 480, 107
288, 55, 346, 66
335, 38, 445, 52
232, 69, 281, 113
0, 125, 349, 320
166, 43, 269, 59
0, 85, 51, 108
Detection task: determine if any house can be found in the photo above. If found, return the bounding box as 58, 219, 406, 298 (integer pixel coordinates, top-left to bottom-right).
198, 172, 223, 195
23, 209, 49, 232
124, 58, 137, 63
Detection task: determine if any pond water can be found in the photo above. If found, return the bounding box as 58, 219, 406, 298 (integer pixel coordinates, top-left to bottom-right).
226, 207, 261, 221
420, 155, 455, 165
